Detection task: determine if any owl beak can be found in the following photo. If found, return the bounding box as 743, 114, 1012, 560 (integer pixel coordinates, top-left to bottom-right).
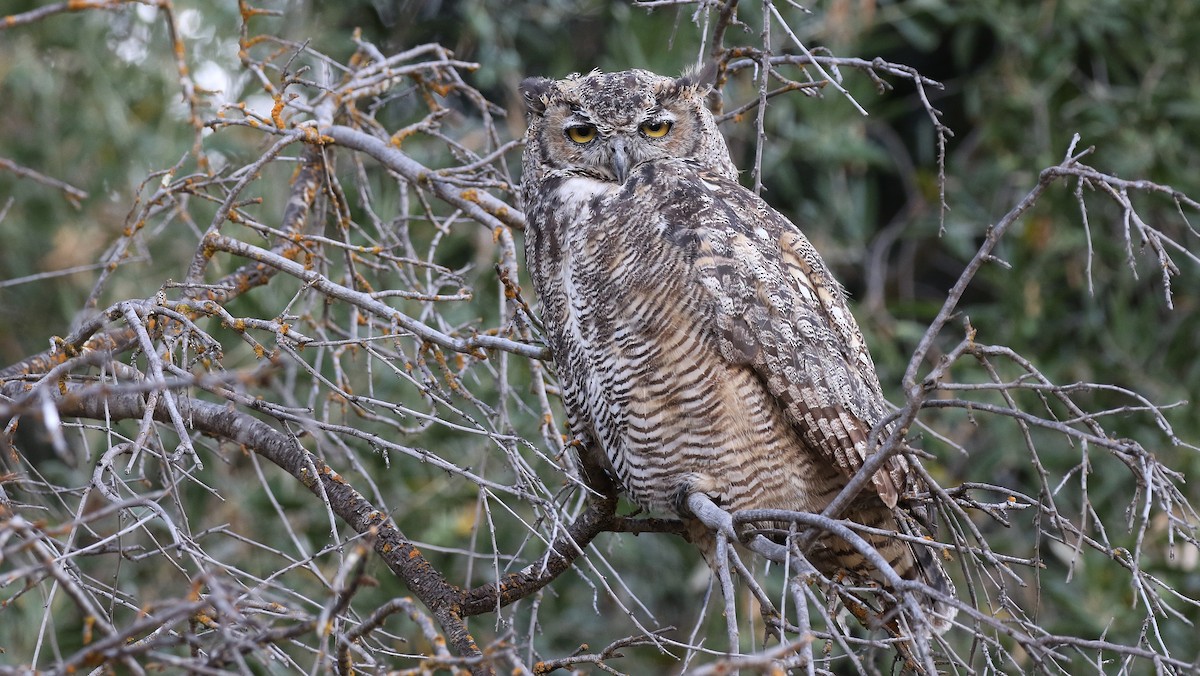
610, 138, 629, 183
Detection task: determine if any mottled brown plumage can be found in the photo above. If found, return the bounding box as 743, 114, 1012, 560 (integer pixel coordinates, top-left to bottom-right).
519, 68, 954, 632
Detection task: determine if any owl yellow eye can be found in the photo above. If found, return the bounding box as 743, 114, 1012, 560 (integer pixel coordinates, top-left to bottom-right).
565, 125, 597, 144
640, 121, 672, 138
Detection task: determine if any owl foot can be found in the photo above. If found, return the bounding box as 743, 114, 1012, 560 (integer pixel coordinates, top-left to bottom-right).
685, 492, 738, 542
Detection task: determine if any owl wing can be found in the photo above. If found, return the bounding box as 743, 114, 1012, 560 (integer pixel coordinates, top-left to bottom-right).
691, 175, 910, 508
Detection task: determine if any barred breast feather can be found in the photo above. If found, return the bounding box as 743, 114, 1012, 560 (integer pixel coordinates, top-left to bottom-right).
525, 160, 912, 578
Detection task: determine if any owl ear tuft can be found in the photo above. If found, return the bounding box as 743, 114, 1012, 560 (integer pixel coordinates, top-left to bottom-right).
673, 62, 723, 113
519, 77, 555, 115
681, 62, 719, 91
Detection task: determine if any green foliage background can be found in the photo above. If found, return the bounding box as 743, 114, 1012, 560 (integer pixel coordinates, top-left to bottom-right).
2, 0, 1198, 669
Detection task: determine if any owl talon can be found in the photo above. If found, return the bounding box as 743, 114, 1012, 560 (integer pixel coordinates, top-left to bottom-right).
686, 492, 738, 541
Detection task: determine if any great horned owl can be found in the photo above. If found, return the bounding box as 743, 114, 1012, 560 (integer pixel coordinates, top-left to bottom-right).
519, 68, 955, 633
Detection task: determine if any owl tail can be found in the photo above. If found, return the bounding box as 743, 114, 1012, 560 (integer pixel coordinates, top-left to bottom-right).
849, 502, 957, 638
686, 508, 957, 638
907, 535, 958, 635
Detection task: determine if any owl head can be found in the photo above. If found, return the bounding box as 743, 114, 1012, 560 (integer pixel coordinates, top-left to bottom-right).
519, 68, 738, 186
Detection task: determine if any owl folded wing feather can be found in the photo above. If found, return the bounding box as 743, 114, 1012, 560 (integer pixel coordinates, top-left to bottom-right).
692, 186, 909, 509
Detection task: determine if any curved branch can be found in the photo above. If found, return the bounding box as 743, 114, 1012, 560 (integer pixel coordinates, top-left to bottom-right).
0, 382, 478, 666
460, 491, 618, 616
2, 380, 625, 673
320, 124, 526, 231
203, 233, 550, 360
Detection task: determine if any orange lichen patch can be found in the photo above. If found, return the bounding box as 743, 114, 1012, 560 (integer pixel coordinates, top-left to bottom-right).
321, 465, 346, 485
407, 547, 422, 560
121, 219, 146, 238
390, 126, 420, 148
271, 95, 286, 128
234, 274, 256, 295
411, 75, 443, 111
200, 237, 218, 260
428, 79, 455, 97
193, 611, 219, 629
299, 126, 333, 145
431, 349, 463, 392
459, 188, 479, 203
50, 336, 76, 359
239, 0, 273, 20
352, 272, 374, 293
